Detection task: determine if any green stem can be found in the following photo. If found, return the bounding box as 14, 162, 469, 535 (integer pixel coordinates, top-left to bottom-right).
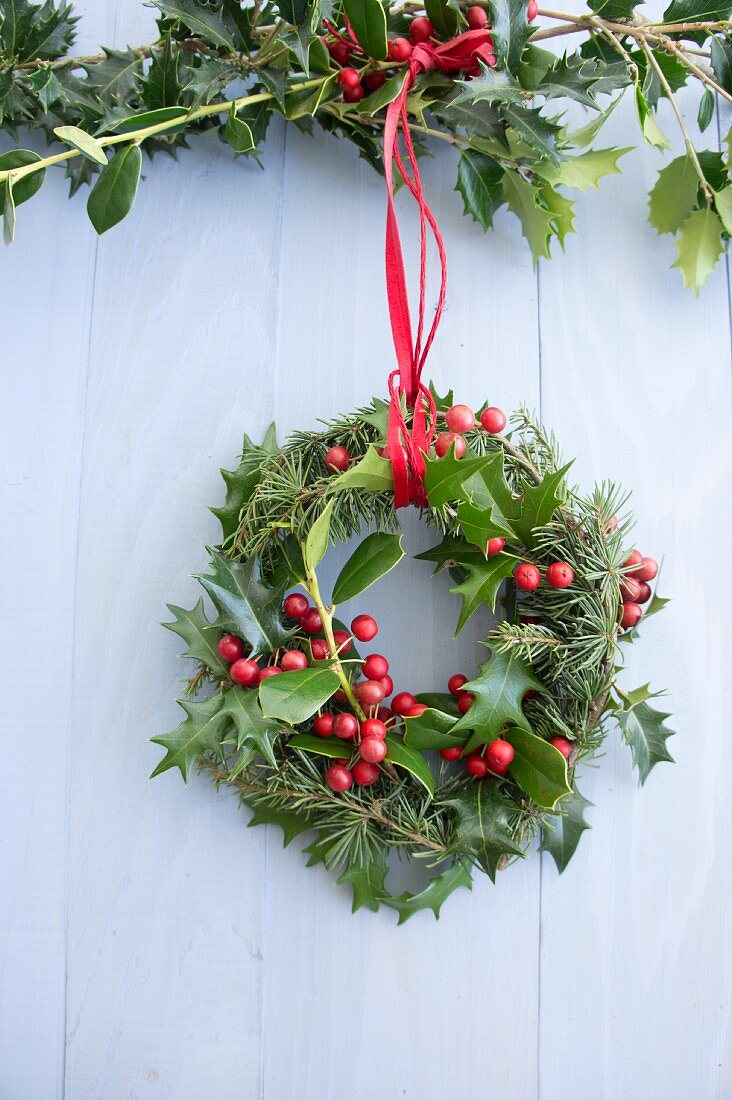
303, 565, 367, 721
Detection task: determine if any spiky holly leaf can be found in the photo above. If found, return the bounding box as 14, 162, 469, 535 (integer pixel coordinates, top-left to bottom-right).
360, 396, 392, 435
337, 854, 389, 913
453, 69, 526, 107
152, 0, 237, 48
415, 534, 486, 571
450, 556, 516, 633
328, 445, 394, 493
422, 448, 502, 509
648, 154, 700, 235
710, 35, 732, 93
540, 147, 630, 192
142, 39, 183, 110
589, 0, 641, 17
428, 382, 455, 412
540, 784, 593, 872
384, 861, 472, 924
504, 726, 572, 809
672, 207, 725, 295
415, 692, 461, 717
662, 0, 732, 23
488, 0, 533, 72
614, 685, 675, 784
150, 693, 228, 780
246, 797, 313, 845
714, 186, 732, 234
455, 150, 505, 231
197, 550, 292, 653
537, 52, 616, 109
456, 500, 515, 548
443, 784, 526, 880
452, 646, 546, 752
0, 0, 77, 64
82, 48, 145, 104
502, 170, 555, 263
27, 67, 66, 111
163, 597, 229, 676
511, 463, 571, 545
211, 442, 266, 543
499, 103, 563, 164
220, 686, 282, 768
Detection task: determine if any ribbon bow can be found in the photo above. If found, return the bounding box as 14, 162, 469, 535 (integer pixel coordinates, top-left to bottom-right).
384, 30, 495, 508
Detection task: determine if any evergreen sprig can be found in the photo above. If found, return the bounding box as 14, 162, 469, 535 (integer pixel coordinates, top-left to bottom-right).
2, 0, 732, 289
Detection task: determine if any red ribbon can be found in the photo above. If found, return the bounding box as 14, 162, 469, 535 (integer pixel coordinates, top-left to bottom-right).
384, 30, 494, 508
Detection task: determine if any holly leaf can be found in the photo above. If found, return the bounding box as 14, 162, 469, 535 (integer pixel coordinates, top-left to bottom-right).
259, 667, 340, 724
384, 861, 472, 924
714, 185, 732, 234
662, 0, 732, 22
452, 646, 546, 751
443, 784, 526, 881
403, 707, 463, 750
197, 550, 292, 653
0, 0, 77, 63
450, 556, 516, 634
454, 68, 526, 107
246, 797, 313, 845
211, 435, 269, 542
360, 396, 392, 435
540, 147, 630, 192
337, 853, 389, 912
589, 0, 642, 16
384, 736, 435, 795
303, 499, 334, 572
635, 86, 669, 150
415, 534, 487, 571
614, 685, 675, 784
150, 693, 228, 780
152, 0, 237, 48
672, 207, 725, 295
422, 448, 501, 509
698, 87, 715, 132
537, 52, 618, 109
163, 598, 229, 676
488, 0, 533, 72
710, 34, 732, 93
456, 500, 515, 548
455, 150, 505, 231
288, 733, 346, 757
504, 726, 572, 809
511, 463, 571, 546
502, 170, 555, 263
226, 108, 255, 153
499, 103, 562, 164
327, 445, 394, 493
415, 692, 461, 717
540, 784, 593, 872
648, 154, 700, 235
28, 67, 66, 111
83, 47, 145, 103
343, 0, 388, 59
142, 38, 183, 109
332, 532, 404, 603
221, 686, 283, 768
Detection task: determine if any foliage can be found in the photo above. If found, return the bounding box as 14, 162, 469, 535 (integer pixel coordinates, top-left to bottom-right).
153, 392, 673, 921
1, 0, 732, 289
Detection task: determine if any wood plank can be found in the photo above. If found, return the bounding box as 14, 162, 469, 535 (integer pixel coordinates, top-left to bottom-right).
262, 125, 543, 1100
537, 91, 732, 1098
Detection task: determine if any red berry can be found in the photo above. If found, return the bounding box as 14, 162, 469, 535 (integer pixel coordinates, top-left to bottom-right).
403, 704, 429, 717
311, 638, 329, 660
334, 688, 348, 702
392, 691, 418, 716
359, 736, 387, 763
466, 754, 488, 778
259, 665, 282, 680
636, 581, 652, 604
409, 15, 433, 42
620, 575, 643, 603
527, 0, 538, 19
635, 556, 658, 582
486, 537, 505, 557
363, 653, 389, 680
363, 70, 387, 90
338, 66, 361, 90
280, 649, 308, 672
466, 4, 489, 27
301, 608, 323, 634
487, 759, 509, 776
388, 37, 412, 61
353, 760, 380, 786
325, 444, 351, 471
485, 739, 514, 770
356, 679, 386, 706
361, 717, 387, 740
620, 602, 643, 629
523, 689, 536, 702
515, 562, 541, 591
343, 84, 364, 103
313, 714, 334, 737
440, 745, 464, 761
230, 658, 260, 687
283, 593, 309, 619
457, 692, 475, 714
351, 614, 378, 641
333, 712, 359, 740
480, 406, 507, 434
546, 562, 574, 589
380, 674, 394, 697
333, 629, 352, 655
520, 613, 541, 625
376, 706, 393, 722
435, 432, 467, 458
550, 736, 573, 759
624, 549, 643, 572
325, 764, 352, 792
448, 673, 468, 695
445, 404, 475, 433
326, 38, 352, 64
218, 634, 245, 662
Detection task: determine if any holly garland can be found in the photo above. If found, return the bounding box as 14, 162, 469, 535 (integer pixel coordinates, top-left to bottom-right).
2, 0, 732, 291
152, 388, 674, 921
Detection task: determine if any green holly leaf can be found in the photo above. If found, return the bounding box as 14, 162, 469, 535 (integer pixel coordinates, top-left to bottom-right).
450, 556, 516, 634
142, 38, 183, 109
152, 0, 237, 48
0, 150, 44, 209
537, 52, 619, 109
456, 500, 515, 548
648, 155, 701, 235
259, 666, 339, 724
672, 206, 725, 295
360, 396, 392, 435
714, 185, 732, 233
698, 87, 715, 133
384, 736, 435, 795
415, 692, 461, 717
455, 150, 505, 231
511, 463, 571, 546
542, 184, 576, 246
197, 550, 292, 653
27, 66, 66, 110
566, 97, 620, 148
211, 436, 269, 543
614, 685, 675, 784
502, 170, 555, 263
0, 0, 77, 63
246, 798, 313, 845
403, 707, 463, 750
443, 784, 526, 881
428, 382, 455, 412
342, 0, 388, 60
384, 861, 472, 924
422, 448, 500, 509
540, 784, 593, 872
635, 86, 669, 150
86, 145, 142, 234
303, 499, 334, 573
504, 726, 572, 809
425, 0, 460, 37
454, 69, 526, 107
226, 107, 255, 153
220, 686, 283, 768
488, 0, 533, 72
332, 532, 404, 603
588, 0, 641, 17
710, 35, 732, 93
415, 534, 487, 571
500, 103, 562, 164
287, 733, 346, 757
82, 47, 145, 103
150, 693, 228, 780
327, 445, 394, 493
337, 853, 389, 912
163, 598, 229, 676
452, 646, 546, 752
540, 147, 630, 192
662, 0, 732, 22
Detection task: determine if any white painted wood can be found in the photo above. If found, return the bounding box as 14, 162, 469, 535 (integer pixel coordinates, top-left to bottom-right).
2, 2, 732, 1096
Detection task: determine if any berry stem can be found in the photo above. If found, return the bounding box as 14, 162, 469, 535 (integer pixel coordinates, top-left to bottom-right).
302, 561, 367, 721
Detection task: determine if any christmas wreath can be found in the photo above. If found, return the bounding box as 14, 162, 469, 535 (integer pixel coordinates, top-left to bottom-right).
152, 392, 673, 921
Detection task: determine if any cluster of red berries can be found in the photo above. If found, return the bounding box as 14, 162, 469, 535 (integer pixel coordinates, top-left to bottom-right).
434, 400, 507, 459
618, 549, 658, 630
514, 560, 575, 591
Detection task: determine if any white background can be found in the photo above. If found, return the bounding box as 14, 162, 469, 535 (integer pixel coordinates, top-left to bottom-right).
2, 1, 731, 1097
